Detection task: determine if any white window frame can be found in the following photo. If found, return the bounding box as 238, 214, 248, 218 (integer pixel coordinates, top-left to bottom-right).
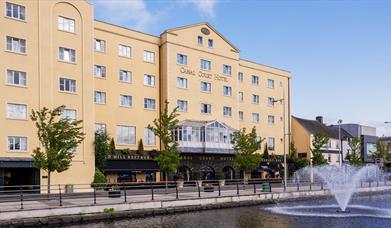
116, 125, 136, 145
176, 77, 188, 89
251, 75, 259, 86
208, 39, 213, 48
238, 92, 244, 102
143, 50, 155, 63
252, 94, 260, 104
238, 72, 243, 82
177, 100, 188, 112
239, 111, 244, 121
6, 69, 27, 86
144, 74, 155, 87
118, 44, 131, 58
59, 77, 76, 93
268, 137, 275, 151
94, 91, 106, 104
268, 115, 275, 125
58, 16, 75, 33
94, 65, 106, 78
95, 123, 106, 132
144, 128, 156, 146
197, 36, 203, 45
267, 79, 275, 89
144, 98, 156, 110
223, 106, 232, 117
7, 136, 27, 152
201, 103, 211, 114
6, 103, 27, 120
6, 36, 26, 53
223, 86, 232, 96
252, 113, 259, 123
120, 95, 132, 108
119, 70, 132, 83
200, 81, 211, 93
223, 64, 232, 76
60, 109, 76, 121
59, 47, 76, 63
94, 39, 106, 52
200, 59, 211, 71
177, 53, 188, 65
5, 2, 25, 20
268, 97, 275, 107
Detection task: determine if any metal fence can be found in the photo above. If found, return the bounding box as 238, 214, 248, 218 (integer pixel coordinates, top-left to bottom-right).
0, 178, 388, 213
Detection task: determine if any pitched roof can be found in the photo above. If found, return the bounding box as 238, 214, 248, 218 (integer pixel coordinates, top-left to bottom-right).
163, 22, 240, 52
292, 116, 339, 139
328, 125, 353, 139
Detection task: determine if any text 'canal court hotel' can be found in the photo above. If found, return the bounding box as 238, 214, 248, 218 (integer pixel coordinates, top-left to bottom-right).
0, 0, 291, 186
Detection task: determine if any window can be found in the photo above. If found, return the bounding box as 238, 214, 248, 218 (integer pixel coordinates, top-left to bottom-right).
238, 92, 244, 102
143, 51, 155, 63
6, 69, 26, 86
252, 113, 259, 123
94, 91, 106, 104
251, 75, 259, 85
6, 103, 27, 119
267, 79, 275, 89
252, 94, 260, 104
6, 2, 25, 20
119, 70, 131, 83
177, 54, 187, 65
208, 39, 213, 48
6, 36, 26, 53
144, 128, 156, 146
268, 115, 275, 125
201, 103, 211, 114
239, 111, 244, 121
238, 72, 243, 82
95, 123, 106, 132
200, 59, 211, 71
60, 109, 76, 121
94, 65, 106, 78
268, 137, 275, 151
59, 78, 76, 93
223, 106, 232, 117
200, 82, 211, 92
223, 65, 232, 75
144, 74, 155, 86
144, 98, 156, 109
58, 16, 75, 33
118, 44, 131, 58
94, 39, 105, 52
59, 47, 75, 63
177, 100, 188, 112
117, 125, 136, 145
198, 36, 203, 45
223, 86, 232, 96
7, 136, 27, 151
268, 97, 275, 107
176, 77, 188, 89
120, 95, 132, 107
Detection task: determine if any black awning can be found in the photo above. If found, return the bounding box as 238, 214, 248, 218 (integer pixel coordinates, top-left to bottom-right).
103, 160, 160, 172
0, 157, 34, 168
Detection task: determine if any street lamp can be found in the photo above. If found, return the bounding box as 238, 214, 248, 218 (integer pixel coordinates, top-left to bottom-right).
337, 119, 343, 168
272, 90, 287, 191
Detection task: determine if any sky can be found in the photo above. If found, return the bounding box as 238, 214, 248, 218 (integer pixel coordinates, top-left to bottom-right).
90, 0, 391, 136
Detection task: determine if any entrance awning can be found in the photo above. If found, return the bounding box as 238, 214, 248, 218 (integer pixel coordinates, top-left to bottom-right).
0, 157, 34, 168
103, 160, 160, 172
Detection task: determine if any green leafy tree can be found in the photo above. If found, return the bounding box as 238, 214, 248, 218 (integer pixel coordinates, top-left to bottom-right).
109, 138, 116, 154
311, 133, 329, 166
92, 168, 107, 187
288, 142, 309, 173
30, 105, 85, 193
232, 127, 264, 180
138, 139, 145, 155
263, 143, 270, 159
94, 130, 111, 171
345, 137, 363, 166
371, 141, 390, 168
148, 100, 180, 190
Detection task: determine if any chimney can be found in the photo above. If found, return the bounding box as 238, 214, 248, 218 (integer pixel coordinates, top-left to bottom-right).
316, 116, 324, 124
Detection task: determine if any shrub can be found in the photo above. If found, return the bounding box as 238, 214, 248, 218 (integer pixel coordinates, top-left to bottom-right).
92, 168, 106, 188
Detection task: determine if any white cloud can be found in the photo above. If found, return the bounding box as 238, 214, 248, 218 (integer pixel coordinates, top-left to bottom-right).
188, 0, 218, 17
91, 0, 154, 31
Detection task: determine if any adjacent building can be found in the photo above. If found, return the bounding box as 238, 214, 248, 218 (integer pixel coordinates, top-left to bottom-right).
0, 0, 291, 186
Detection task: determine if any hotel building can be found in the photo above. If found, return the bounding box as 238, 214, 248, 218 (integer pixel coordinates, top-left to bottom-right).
0, 0, 291, 186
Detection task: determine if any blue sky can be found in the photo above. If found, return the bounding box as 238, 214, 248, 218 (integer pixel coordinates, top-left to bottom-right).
91, 0, 391, 136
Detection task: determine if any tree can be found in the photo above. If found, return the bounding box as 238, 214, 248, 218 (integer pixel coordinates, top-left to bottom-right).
92, 168, 107, 187
148, 100, 180, 191
94, 130, 111, 171
371, 141, 390, 167
263, 143, 270, 159
345, 137, 362, 166
288, 142, 309, 173
30, 105, 85, 193
232, 127, 264, 181
138, 139, 144, 155
311, 133, 329, 166
109, 138, 116, 154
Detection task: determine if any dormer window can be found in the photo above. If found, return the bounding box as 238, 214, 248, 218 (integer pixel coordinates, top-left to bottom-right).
198, 36, 203, 45
208, 39, 213, 48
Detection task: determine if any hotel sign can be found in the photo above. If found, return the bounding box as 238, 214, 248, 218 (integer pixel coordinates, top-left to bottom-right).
180, 67, 228, 82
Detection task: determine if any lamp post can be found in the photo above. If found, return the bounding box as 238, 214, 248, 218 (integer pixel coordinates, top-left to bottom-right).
272, 89, 287, 191
337, 119, 343, 168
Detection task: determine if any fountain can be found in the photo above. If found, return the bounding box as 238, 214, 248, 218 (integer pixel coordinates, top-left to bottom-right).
266, 164, 387, 218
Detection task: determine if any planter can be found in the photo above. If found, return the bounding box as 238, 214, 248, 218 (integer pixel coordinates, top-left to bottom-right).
177, 180, 184, 189
108, 190, 121, 198
218, 180, 225, 187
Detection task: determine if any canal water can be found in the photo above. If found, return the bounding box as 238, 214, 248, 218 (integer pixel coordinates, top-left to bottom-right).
67, 194, 391, 228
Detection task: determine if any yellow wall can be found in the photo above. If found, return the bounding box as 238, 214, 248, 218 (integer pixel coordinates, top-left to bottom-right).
291, 117, 311, 158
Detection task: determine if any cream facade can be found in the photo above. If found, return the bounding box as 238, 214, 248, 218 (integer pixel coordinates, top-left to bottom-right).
0, 0, 291, 186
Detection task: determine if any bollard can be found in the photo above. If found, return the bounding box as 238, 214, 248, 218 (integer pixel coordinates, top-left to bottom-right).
253, 183, 256, 194
283, 180, 286, 192
59, 184, 62, 206
20, 186, 24, 210
93, 187, 96, 205
321, 182, 324, 190
151, 183, 154, 201
297, 182, 299, 191
269, 182, 272, 192
236, 183, 239, 195
175, 185, 179, 199
218, 184, 221, 197
198, 184, 201, 198
124, 188, 127, 203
